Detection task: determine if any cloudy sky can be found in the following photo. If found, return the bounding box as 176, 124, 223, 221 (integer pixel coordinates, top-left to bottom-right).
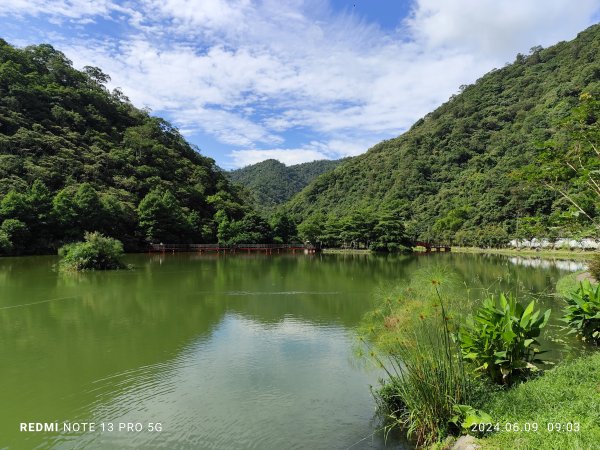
1, 1, 600, 168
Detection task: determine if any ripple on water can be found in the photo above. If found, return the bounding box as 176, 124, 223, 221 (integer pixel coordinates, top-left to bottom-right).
45, 314, 392, 449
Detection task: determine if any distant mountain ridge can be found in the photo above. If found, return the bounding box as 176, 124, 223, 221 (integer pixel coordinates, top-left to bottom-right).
228, 158, 348, 213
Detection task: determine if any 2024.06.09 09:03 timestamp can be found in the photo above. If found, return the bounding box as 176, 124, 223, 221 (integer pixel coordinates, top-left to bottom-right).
471, 422, 581, 433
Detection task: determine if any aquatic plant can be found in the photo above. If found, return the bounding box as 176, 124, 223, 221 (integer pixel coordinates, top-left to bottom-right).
458, 293, 550, 385
58, 232, 127, 271
371, 285, 478, 446
563, 280, 600, 344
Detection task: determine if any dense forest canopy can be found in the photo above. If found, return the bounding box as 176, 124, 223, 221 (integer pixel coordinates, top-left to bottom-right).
0, 39, 257, 254
284, 24, 600, 247
227, 158, 347, 213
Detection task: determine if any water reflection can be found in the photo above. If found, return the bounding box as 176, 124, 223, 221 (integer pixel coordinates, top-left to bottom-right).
507, 256, 587, 272
48, 316, 388, 449
0, 252, 582, 449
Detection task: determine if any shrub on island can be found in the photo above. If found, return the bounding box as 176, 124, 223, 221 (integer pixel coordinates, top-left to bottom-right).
58, 232, 127, 271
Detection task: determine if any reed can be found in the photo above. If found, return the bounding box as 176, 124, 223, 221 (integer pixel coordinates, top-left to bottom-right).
372, 286, 473, 446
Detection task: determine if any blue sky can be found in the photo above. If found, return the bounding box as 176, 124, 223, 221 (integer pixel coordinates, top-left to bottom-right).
2, 1, 600, 169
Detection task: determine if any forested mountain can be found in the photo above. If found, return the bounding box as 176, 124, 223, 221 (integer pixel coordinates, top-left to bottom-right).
228, 158, 346, 213
286, 23, 600, 246
0, 39, 254, 254
5, 21, 600, 255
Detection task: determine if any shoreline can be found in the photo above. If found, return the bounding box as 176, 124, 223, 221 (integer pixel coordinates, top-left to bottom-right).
3, 246, 597, 259
321, 248, 372, 254
451, 246, 597, 260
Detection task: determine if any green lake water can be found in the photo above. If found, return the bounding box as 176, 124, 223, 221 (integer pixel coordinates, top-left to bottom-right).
0, 253, 585, 449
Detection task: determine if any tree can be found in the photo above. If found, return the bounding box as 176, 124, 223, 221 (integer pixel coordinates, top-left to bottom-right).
297, 214, 325, 245
74, 183, 104, 233
322, 215, 343, 247
0, 191, 33, 224
515, 217, 545, 243
0, 229, 11, 253
339, 209, 376, 248
52, 187, 79, 239
270, 212, 297, 243
218, 212, 273, 245
528, 93, 600, 229
1, 219, 29, 254
431, 207, 470, 243
477, 225, 509, 248
371, 210, 410, 252
138, 190, 191, 243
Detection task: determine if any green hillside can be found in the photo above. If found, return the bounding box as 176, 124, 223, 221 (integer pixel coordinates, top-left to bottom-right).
228, 158, 346, 213
286, 24, 600, 246
0, 39, 251, 254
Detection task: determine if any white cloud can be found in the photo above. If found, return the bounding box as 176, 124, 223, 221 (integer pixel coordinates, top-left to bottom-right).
227, 137, 377, 168
0, 0, 120, 19
407, 0, 600, 59
177, 107, 284, 147
141, 0, 252, 35
229, 148, 330, 168
3, 0, 600, 168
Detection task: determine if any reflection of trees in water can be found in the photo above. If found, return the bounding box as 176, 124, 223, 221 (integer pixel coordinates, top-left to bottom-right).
142, 252, 415, 326
0, 257, 230, 445
0, 252, 578, 447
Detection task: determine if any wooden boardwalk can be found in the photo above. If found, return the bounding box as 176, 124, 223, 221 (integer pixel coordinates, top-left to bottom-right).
413, 241, 452, 252
149, 243, 318, 254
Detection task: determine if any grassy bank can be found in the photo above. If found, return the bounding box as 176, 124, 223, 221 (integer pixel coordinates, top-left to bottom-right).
453, 246, 596, 260
321, 248, 372, 254
476, 352, 600, 449
324, 246, 595, 258
363, 266, 600, 448
555, 271, 591, 298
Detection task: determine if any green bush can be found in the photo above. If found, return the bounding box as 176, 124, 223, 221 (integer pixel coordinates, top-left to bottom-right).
587, 254, 600, 282
0, 229, 12, 253
563, 280, 600, 344
459, 293, 550, 385
59, 232, 127, 271
1, 219, 28, 253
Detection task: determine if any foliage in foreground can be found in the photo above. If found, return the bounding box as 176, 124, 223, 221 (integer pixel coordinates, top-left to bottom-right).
563, 280, 600, 344
363, 270, 556, 445
372, 310, 474, 446
364, 274, 487, 446
58, 232, 127, 271
459, 293, 551, 385
478, 352, 600, 450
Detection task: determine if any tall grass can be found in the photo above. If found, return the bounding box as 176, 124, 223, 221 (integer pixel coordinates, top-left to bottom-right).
364, 265, 556, 445
370, 286, 474, 446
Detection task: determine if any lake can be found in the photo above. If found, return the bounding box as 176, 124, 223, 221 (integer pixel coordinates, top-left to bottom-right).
0, 252, 583, 449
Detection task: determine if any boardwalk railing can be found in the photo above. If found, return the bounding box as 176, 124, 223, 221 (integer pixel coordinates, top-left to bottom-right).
149, 243, 318, 253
